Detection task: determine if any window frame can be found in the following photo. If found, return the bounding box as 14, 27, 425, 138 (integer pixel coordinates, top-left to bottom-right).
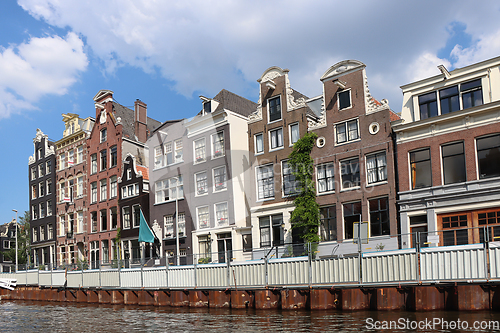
195, 171, 209, 196
100, 128, 107, 143
193, 138, 206, 164
197, 205, 210, 229
441, 141, 466, 185
335, 118, 360, 145
211, 131, 225, 159
338, 89, 352, 111
256, 163, 275, 201
409, 148, 432, 189
254, 132, 264, 155
281, 160, 299, 197
316, 162, 335, 194
267, 96, 282, 123
369, 197, 390, 237
340, 157, 361, 190
289, 122, 300, 146
215, 201, 229, 226
213, 166, 227, 192
269, 127, 284, 151
366, 151, 388, 185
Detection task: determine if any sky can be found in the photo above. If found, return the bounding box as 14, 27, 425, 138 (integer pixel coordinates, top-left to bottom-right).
1, 0, 500, 223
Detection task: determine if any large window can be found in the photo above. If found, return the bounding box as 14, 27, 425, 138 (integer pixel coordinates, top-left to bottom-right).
289, 123, 300, 145
123, 207, 131, 229
442, 142, 466, 184
269, 127, 283, 150
477, 134, 500, 179
155, 176, 183, 204
77, 176, 83, 197
212, 132, 224, 158
317, 163, 335, 193
194, 138, 206, 163
59, 153, 66, 170
343, 201, 361, 239
418, 92, 438, 120
154, 146, 164, 169
195, 171, 208, 196
77, 146, 83, 164
164, 215, 174, 238
91, 154, 97, 174
100, 179, 107, 201
174, 139, 183, 163
91, 182, 97, 203
100, 149, 107, 171
268, 96, 281, 122
282, 160, 298, 196
213, 166, 227, 192
320, 206, 336, 241
255, 133, 264, 154
110, 176, 117, 198
441, 214, 469, 246
461, 79, 483, 109
215, 202, 228, 226
110, 207, 117, 229
338, 90, 351, 110
340, 158, 360, 189
257, 164, 274, 200
199, 235, 212, 261
198, 206, 210, 229
336, 119, 359, 144
366, 152, 387, 184
178, 213, 186, 237
101, 209, 107, 231
410, 148, 432, 189
439, 86, 459, 114
91, 212, 97, 233
132, 205, 140, 228
369, 197, 389, 236
110, 146, 117, 167
259, 214, 283, 247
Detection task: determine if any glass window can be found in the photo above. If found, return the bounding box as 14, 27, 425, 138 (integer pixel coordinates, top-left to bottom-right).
164, 215, 174, 238
195, 171, 208, 195
439, 86, 459, 114
31, 167, 36, 180
442, 142, 466, 184
213, 166, 227, 191
338, 90, 351, 110
194, 138, 206, 163
91, 154, 97, 174
77, 211, 83, 234
91, 212, 97, 233
259, 216, 270, 247
68, 149, 74, 166
77, 176, 83, 197
91, 182, 97, 203
178, 213, 186, 237
199, 235, 212, 261
59, 182, 65, 202
100, 149, 107, 170
47, 200, 52, 216
268, 96, 281, 122
154, 146, 164, 169
259, 215, 284, 247
257, 164, 274, 200
100, 128, 107, 143
111, 207, 117, 229
290, 123, 299, 145
343, 201, 361, 239
110, 146, 117, 167
132, 205, 140, 228
419, 91, 438, 120
100, 179, 107, 201
369, 197, 389, 236
122, 207, 130, 229
164, 142, 173, 165
282, 161, 299, 196
215, 202, 228, 226
46, 160, 52, 174
477, 134, 500, 179
110, 176, 117, 198
461, 79, 483, 109
174, 139, 183, 163
340, 158, 360, 189
59, 153, 66, 170
336, 120, 359, 144
77, 146, 83, 164
366, 152, 387, 184
320, 206, 336, 241
242, 234, 252, 252
48, 224, 53, 239
198, 206, 209, 229
269, 128, 283, 150
212, 132, 224, 157
255, 133, 264, 154
46, 179, 52, 194
155, 176, 183, 204
101, 210, 107, 231
410, 148, 432, 189
317, 163, 335, 193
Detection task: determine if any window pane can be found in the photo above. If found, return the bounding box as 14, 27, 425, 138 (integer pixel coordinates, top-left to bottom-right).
268, 96, 281, 122
339, 90, 351, 110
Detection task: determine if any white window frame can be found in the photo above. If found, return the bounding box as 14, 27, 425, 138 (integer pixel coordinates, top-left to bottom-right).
193, 138, 206, 164
254, 132, 264, 155
77, 176, 83, 198
91, 182, 97, 203
365, 151, 388, 186
164, 215, 174, 238
100, 128, 107, 143
174, 139, 183, 163
211, 131, 225, 159
256, 163, 274, 201
215, 201, 229, 226
122, 207, 131, 229
267, 95, 282, 123
197, 206, 210, 229
155, 176, 183, 204
77, 146, 83, 164
316, 162, 335, 194
110, 176, 117, 198
100, 179, 107, 201
334, 118, 360, 145
195, 171, 208, 196
213, 166, 227, 192
268, 127, 284, 151
289, 122, 300, 146
281, 160, 299, 197
338, 89, 352, 111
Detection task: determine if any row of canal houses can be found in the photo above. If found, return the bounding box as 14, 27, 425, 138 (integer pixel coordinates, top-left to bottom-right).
28, 56, 500, 268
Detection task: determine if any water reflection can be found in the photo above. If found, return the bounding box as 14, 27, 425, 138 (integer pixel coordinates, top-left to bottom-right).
0, 301, 498, 332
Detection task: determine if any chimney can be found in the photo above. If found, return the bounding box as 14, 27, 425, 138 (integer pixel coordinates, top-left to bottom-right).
134, 99, 148, 143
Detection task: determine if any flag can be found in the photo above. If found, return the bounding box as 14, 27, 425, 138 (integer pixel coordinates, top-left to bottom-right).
138, 209, 155, 243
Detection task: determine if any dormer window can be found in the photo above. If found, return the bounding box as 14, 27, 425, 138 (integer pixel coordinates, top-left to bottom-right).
268, 96, 281, 122
338, 89, 351, 110
461, 79, 483, 109
418, 92, 438, 120
203, 101, 211, 114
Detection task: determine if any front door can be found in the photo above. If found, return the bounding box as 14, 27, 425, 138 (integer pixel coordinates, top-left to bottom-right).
217, 233, 232, 263
411, 226, 428, 249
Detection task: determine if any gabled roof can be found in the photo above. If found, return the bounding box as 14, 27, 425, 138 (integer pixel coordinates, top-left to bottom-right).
136, 165, 149, 180
212, 89, 257, 117
112, 102, 161, 141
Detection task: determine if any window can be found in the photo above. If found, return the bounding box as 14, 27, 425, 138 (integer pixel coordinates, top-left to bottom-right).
215, 202, 228, 226
366, 152, 387, 184
37, 148, 42, 160
40, 202, 46, 218
77, 146, 83, 164
419, 92, 438, 120
122, 184, 139, 199
46, 179, 52, 194
32, 205, 38, 220
242, 234, 252, 252
164, 215, 174, 238
102, 209, 109, 231
46, 160, 52, 174
194, 138, 206, 163
48, 224, 53, 239
40, 225, 45, 241
199, 235, 212, 261
110, 176, 117, 198
410, 148, 432, 189
442, 142, 466, 184
268, 96, 281, 122
155, 176, 183, 204
110, 207, 117, 229
131, 205, 141, 228
461, 79, 483, 109
212, 132, 224, 158
282, 161, 299, 196
47, 200, 52, 216
33, 228, 38, 242
338, 90, 351, 110
269, 127, 283, 150
174, 139, 183, 163
59, 182, 65, 202
77, 211, 83, 234
442, 214, 469, 246
198, 206, 210, 229
91, 212, 97, 232
195, 171, 208, 195
39, 182, 45, 197
317, 163, 335, 193
320, 206, 336, 241
255, 133, 264, 154
59, 153, 66, 170
164, 142, 173, 165
257, 164, 274, 200
32, 184, 37, 199
369, 197, 389, 236
343, 201, 361, 239
76, 176, 83, 197
100, 150, 107, 171
38, 163, 44, 177
340, 158, 360, 189
68, 149, 74, 166
213, 166, 227, 192
91, 154, 97, 174
154, 146, 164, 169
68, 179, 74, 202
110, 146, 117, 167
178, 213, 186, 237
336, 119, 359, 144
477, 134, 500, 179
59, 215, 65, 236
91, 182, 97, 203
100, 179, 107, 201
102, 240, 109, 263
439, 86, 459, 114
68, 213, 74, 235
259, 214, 283, 247
100, 128, 107, 143
289, 123, 299, 145
122, 207, 131, 229
31, 167, 36, 180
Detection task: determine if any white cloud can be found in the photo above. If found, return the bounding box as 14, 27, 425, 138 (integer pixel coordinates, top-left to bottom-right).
16, 0, 500, 110
0, 32, 88, 118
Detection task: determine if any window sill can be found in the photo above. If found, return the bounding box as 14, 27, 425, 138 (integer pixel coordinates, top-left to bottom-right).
195, 192, 209, 197
335, 138, 361, 147
211, 154, 225, 160
213, 188, 227, 193
154, 198, 185, 205
317, 190, 335, 196
366, 180, 388, 187
256, 197, 275, 203
254, 151, 264, 156
269, 147, 284, 153
340, 186, 361, 192
194, 159, 207, 165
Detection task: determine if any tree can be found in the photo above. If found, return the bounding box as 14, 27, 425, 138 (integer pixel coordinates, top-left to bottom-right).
288, 132, 320, 245
3, 211, 31, 267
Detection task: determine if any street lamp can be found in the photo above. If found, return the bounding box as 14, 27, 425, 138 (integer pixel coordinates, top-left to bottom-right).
12, 209, 18, 272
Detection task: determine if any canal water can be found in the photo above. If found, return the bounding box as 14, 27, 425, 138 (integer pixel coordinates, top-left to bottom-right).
0, 300, 498, 332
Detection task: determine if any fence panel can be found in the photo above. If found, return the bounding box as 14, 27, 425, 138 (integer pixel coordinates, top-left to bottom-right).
26, 270, 38, 285
420, 245, 486, 281
196, 264, 227, 288
230, 260, 265, 287
82, 270, 100, 287
268, 258, 309, 286
143, 267, 167, 288
101, 270, 120, 288
67, 271, 83, 288
311, 256, 359, 285
168, 266, 195, 288
120, 269, 142, 288
362, 250, 417, 283
489, 243, 500, 280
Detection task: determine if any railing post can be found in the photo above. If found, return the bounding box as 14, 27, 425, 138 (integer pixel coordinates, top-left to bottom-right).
193, 254, 197, 288
265, 255, 269, 288
358, 236, 362, 285
417, 232, 421, 283
165, 258, 169, 288
484, 226, 490, 281
99, 260, 102, 288
308, 242, 312, 288
226, 250, 231, 287
81, 263, 84, 288
141, 261, 144, 288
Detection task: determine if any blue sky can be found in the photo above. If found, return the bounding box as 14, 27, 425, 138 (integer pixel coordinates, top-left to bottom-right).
1, 0, 500, 223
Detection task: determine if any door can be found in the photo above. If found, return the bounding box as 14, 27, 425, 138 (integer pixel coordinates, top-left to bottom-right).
217, 233, 232, 263
411, 226, 428, 249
